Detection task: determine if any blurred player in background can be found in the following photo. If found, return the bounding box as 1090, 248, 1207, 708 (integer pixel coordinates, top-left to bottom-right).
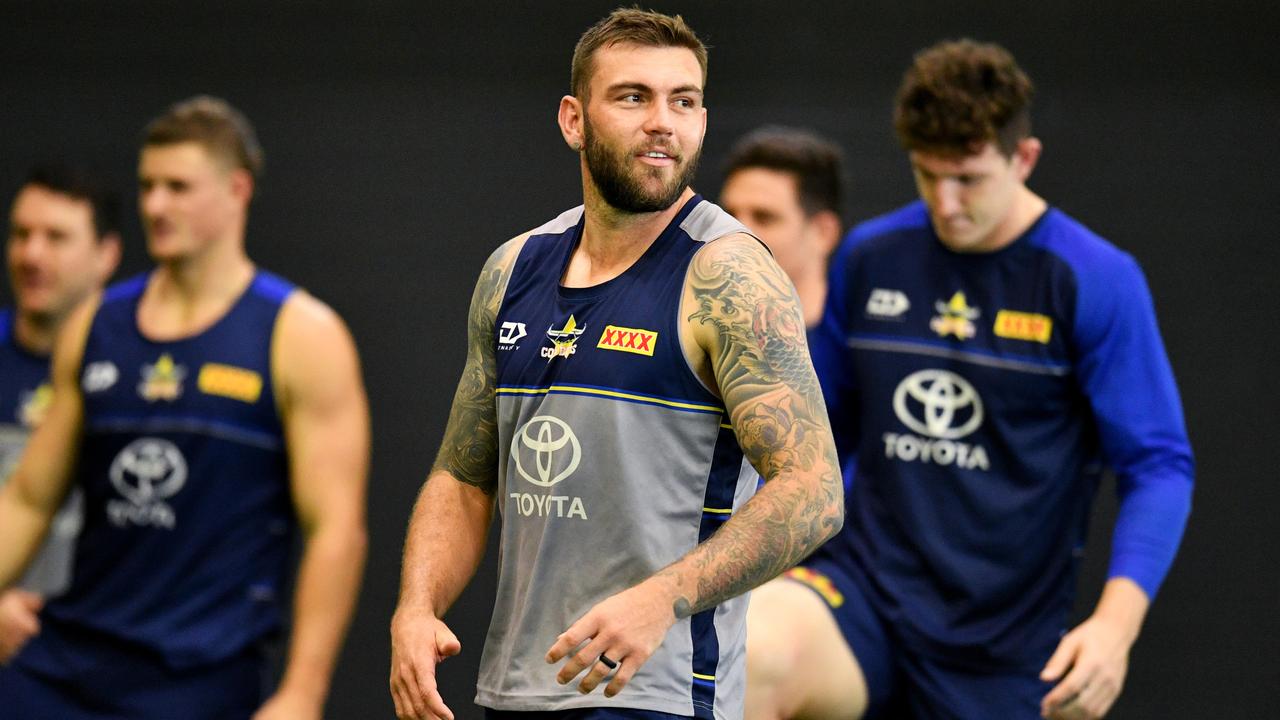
745, 39, 1194, 720
719, 126, 844, 332
0, 97, 370, 720
0, 164, 120, 663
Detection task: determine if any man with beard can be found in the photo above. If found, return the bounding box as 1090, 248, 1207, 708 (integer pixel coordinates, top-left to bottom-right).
390, 8, 843, 720
1, 164, 120, 663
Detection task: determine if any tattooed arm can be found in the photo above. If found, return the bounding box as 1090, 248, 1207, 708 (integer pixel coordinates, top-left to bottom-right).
671, 233, 844, 612
391, 235, 525, 720
545, 233, 843, 698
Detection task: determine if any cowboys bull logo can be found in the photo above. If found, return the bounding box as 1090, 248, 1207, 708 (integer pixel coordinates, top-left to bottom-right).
138, 353, 186, 402
107, 438, 188, 529
541, 315, 586, 361
930, 291, 979, 340
509, 415, 588, 519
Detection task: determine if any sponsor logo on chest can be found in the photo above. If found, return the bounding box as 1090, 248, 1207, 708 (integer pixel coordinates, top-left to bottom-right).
82, 361, 119, 394
106, 437, 188, 529
197, 363, 263, 403
883, 368, 990, 471
497, 321, 527, 351
993, 310, 1053, 344
507, 414, 589, 520
597, 325, 657, 356
866, 288, 911, 319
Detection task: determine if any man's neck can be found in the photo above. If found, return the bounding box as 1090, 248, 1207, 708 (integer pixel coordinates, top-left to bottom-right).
568, 185, 695, 288
152, 237, 254, 304
790, 261, 829, 329
12, 310, 62, 356
982, 186, 1048, 252
140, 238, 256, 338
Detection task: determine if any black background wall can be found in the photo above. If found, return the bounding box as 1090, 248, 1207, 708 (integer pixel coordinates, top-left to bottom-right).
2, 1, 1277, 717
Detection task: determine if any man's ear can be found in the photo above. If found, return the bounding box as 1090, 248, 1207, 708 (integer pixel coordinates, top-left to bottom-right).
558, 95, 586, 153
95, 231, 123, 283
808, 209, 843, 259
1013, 136, 1043, 182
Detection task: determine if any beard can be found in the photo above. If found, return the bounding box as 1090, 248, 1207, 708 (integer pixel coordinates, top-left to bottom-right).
582, 114, 701, 214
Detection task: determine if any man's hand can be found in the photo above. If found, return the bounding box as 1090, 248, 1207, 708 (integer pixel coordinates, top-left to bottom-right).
390, 609, 461, 720
545, 576, 679, 698
0, 588, 42, 664
253, 688, 323, 720
1039, 612, 1132, 718
1040, 578, 1148, 720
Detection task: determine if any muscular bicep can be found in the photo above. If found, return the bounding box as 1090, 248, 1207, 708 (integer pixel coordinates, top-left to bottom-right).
274, 294, 370, 531
430, 236, 526, 494
682, 235, 835, 483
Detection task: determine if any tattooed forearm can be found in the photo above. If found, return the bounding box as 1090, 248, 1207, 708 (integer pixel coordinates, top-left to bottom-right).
665, 235, 843, 617
431, 238, 523, 493
676, 467, 842, 616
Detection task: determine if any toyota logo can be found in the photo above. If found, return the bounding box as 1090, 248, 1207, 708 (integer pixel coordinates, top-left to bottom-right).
892, 369, 983, 439
109, 438, 188, 506
512, 415, 581, 487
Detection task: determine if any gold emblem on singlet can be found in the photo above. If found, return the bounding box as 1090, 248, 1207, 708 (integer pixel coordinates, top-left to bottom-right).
138, 353, 186, 402
930, 291, 980, 340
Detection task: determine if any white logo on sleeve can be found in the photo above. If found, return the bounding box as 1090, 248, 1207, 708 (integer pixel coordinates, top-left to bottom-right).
866, 289, 911, 319
106, 438, 187, 529
508, 415, 587, 519
884, 369, 989, 470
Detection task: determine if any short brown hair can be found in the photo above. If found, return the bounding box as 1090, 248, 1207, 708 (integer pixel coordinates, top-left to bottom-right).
571, 8, 708, 101
723, 126, 844, 218
21, 163, 120, 239
893, 39, 1034, 157
142, 96, 265, 179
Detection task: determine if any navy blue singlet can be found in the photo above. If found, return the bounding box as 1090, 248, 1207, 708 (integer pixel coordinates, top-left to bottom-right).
19, 270, 297, 675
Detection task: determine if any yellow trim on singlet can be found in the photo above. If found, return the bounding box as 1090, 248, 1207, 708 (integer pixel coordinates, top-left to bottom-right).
496, 384, 724, 414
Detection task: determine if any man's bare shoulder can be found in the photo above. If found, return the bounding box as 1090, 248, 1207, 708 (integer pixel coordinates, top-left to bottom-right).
271, 290, 364, 414
483, 233, 530, 276
691, 231, 770, 266
276, 290, 351, 351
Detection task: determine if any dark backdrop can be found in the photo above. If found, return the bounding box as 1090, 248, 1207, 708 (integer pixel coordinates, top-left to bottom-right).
2, 1, 1276, 717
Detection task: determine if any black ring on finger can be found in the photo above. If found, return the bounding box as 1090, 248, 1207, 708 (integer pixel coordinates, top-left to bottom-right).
597, 653, 619, 670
